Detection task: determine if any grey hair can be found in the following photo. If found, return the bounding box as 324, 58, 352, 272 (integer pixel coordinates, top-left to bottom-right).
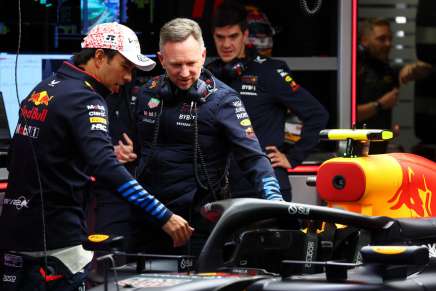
159, 18, 205, 52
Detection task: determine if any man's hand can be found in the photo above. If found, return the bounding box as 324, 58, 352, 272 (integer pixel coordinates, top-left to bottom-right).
378, 88, 399, 110
399, 61, 432, 85
265, 146, 292, 169
114, 133, 137, 163
162, 214, 194, 248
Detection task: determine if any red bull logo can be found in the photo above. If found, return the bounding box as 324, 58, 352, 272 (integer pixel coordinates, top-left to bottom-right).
28, 91, 53, 106
388, 154, 436, 217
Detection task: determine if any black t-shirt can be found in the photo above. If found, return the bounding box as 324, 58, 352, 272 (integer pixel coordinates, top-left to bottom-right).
357, 52, 399, 130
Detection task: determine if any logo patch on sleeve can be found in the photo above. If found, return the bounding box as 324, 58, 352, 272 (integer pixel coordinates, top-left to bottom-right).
28, 91, 54, 106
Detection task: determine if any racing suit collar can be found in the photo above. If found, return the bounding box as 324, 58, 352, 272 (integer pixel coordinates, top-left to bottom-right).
58, 62, 112, 98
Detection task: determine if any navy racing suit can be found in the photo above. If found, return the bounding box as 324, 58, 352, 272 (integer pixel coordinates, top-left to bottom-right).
208, 56, 329, 200
0, 62, 172, 253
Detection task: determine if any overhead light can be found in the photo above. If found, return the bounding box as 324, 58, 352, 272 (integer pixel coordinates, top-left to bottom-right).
395, 44, 404, 50
396, 30, 405, 37
395, 16, 407, 24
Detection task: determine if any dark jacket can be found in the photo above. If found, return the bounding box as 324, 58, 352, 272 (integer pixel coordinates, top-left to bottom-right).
135, 70, 282, 216
208, 56, 328, 197
0, 62, 172, 251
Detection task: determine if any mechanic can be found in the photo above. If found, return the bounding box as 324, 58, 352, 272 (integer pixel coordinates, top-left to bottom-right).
207, 2, 329, 201
133, 18, 283, 255
0, 22, 192, 291
357, 17, 431, 153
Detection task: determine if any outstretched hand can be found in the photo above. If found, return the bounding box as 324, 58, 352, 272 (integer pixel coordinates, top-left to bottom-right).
162, 214, 194, 247
114, 133, 137, 163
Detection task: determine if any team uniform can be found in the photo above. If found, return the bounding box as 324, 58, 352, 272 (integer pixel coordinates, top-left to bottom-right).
208, 56, 329, 200
133, 70, 282, 253
357, 50, 399, 130
357, 50, 399, 153
0, 62, 171, 290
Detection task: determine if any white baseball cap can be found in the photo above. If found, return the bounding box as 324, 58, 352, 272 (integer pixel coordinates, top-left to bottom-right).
81, 22, 156, 72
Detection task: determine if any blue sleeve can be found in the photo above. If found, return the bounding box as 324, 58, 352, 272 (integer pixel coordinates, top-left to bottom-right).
269, 62, 329, 166
217, 91, 283, 201
69, 93, 172, 225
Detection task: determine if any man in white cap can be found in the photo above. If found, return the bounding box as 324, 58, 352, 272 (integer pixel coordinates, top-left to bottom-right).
0, 22, 192, 290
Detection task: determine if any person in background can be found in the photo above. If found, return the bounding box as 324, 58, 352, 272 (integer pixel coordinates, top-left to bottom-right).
245, 4, 275, 57
208, 2, 329, 201
0, 22, 192, 290
133, 17, 283, 255
357, 17, 431, 153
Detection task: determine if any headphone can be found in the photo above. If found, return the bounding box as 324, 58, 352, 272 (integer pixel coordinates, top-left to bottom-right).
223, 58, 247, 79
208, 58, 247, 82
222, 58, 247, 80
156, 68, 216, 104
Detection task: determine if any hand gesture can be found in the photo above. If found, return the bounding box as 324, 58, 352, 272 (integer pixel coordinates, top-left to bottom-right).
399, 61, 432, 85
114, 133, 137, 163
162, 214, 194, 247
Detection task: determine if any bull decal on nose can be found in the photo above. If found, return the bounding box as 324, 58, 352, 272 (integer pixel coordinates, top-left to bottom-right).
388, 165, 435, 217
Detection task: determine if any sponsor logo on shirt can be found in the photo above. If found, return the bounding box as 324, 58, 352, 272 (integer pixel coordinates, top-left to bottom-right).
177, 113, 195, 127
88, 110, 106, 117
240, 118, 251, 127
240, 75, 258, 96
233, 100, 250, 120
91, 123, 108, 132
87, 104, 107, 131
241, 84, 256, 91
15, 123, 40, 138
148, 97, 160, 108
142, 110, 157, 124
253, 56, 266, 64
3, 196, 30, 210
28, 91, 53, 106
87, 104, 105, 111
4, 254, 23, 268
236, 112, 248, 119
277, 69, 300, 92
89, 117, 107, 124
48, 79, 61, 87
3, 274, 16, 283
241, 75, 258, 85
21, 106, 48, 122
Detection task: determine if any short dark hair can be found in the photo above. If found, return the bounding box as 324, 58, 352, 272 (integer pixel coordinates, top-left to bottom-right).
72, 48, 118, 66
359, 17, 391, 42
212, 1, 248, 32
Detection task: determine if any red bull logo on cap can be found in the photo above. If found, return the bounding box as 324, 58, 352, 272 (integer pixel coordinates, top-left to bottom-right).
28, 91, 53, 106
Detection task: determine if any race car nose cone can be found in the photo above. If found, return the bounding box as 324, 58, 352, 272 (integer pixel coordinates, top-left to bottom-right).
317, 162, 366, 202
